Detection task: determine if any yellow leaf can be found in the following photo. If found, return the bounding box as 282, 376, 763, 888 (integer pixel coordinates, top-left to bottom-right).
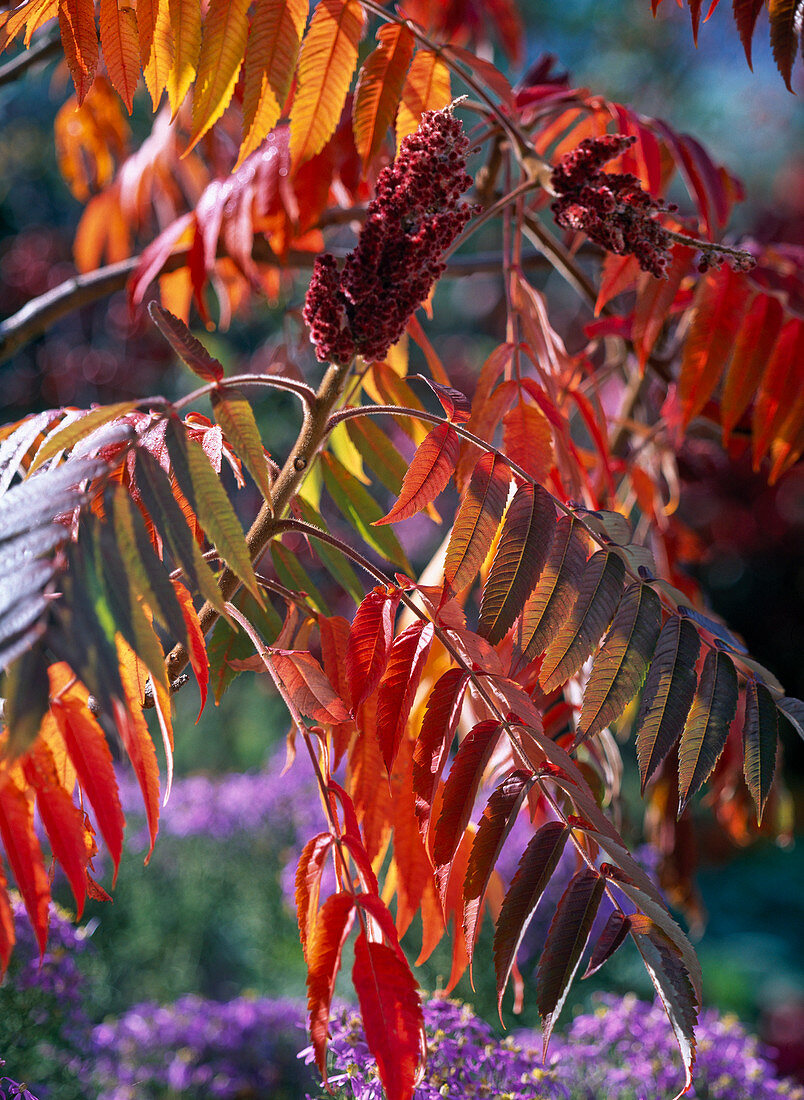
186, 0, 251, 153
352, 22, 415, 168
166, 0, 201, 117
100, 0, 140, 113
59, 0, 99, 104
395, 49, 451, 151
289, 0, 365, 170
237, 0, 307, 168
138, 0, 174, 109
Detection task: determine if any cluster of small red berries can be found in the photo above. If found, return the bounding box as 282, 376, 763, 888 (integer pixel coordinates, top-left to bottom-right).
551, 135, 675, 277
304, 109, 475, 364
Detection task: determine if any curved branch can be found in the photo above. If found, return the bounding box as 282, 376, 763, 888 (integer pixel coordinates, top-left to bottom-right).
0, 30, 62, 88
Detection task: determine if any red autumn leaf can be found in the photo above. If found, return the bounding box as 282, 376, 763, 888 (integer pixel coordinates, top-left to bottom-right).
346, 586, 401, 709
0, 775, 50, 958
375, 422, 459, 525
412, 668, 468, 843
375, 621, 434, 771
306, 891, 356, 1081
502, 399, 553, 482
412, 375, 472, 424
352, 933, 426, 1100
444, 451, 510, 598
270, 650, 351, 724
295, 831, 335, 960
172, 579, 209, 721
114, 648, 162, 861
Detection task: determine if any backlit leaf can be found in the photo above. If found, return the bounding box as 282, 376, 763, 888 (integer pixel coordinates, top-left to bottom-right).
187, 0, 251, 152
463, 770, 536, 965
346, 586, 401, 710
444, 452, 510, 598
678, 648, 739, 813
99, 0, 139, 113
493, 821, 569, 1016
138, 0, 173, 109
295, 831, 334, 961
172, 579, 209, 718
516, 516, 590, 667
578, 583, 662, 743
306, 891, 356, 1080
721, 294, 784, 444
211, 388, 273, 507
412, 668, 468, 841
322, 454, 410, 571
290, 0, 365, 169
479, 483, 556, 646
0, 774, 50, 957
115, 640, 161, 859
353, 23, 415, 168
148, 303, 224, 382
502, 399, 553, 482
345, 416, 407, 495
636, 616, 700, 791
2, 641, 50, 758
433, 720, 504, 901
59, 0, 99, 103
375, 621, 434, 771
540, 551, 626, 693
270, 650, 351, 724
537, 869, 605, 1052
297, 499, 365, 605
28, 402, 136, 472
395, 49, 451, 149
582, 909, 630, 979
352, 934, 426, 1100
239, 0, 307, 167
752, 319, 804, 466
166, 0, 201, 115
742, 679, 778, 824
375, 422, 459, 525
632, 243, 694, 369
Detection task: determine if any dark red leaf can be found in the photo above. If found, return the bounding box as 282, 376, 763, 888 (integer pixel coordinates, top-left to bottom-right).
346, 587, 401, 710
306, 892, 356, 1080
376, 621, 434, 771
412, 668, 468, 841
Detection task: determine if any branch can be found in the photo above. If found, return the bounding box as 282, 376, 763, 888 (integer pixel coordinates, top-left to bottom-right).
0, 30, 62, 88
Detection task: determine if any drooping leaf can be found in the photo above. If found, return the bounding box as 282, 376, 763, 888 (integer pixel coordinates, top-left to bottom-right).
187, 0, 251, 152
577, 583, 662, 744
211, 387, 274, 509
479, 483, 556, 646
517, 516, 589, 667
133, 448, 225, 614
0, 774, 50, 957
537, 869, 606, 1052
345, 416, 408, 496
59, 0, 99, 103
493, 821, 569, 1016
239, 0, 307, 167
433, 721, 504, 901
412, 668, 468, 840
636, 616, 701, 791
678, 648, 739, 813
721, 294, 784, 443
297, 499, 365, 605
502, 399, 554, 483
2, 640, 50, 758
733, 0, 766, 67
388, 739, 439, 943
463, 770, 536, 965
138, 0, 173, 109
395, 49, 451, 149
582, 909, 631, 979
99, 0, 139, 113
289, 0, 366, 169
540, 551, 626, 693
352, 934, 426, 1100
444, 452, 510, 598
164, 419, 261, 601
28, 403, 136, 473
115, 641, 161, 859
630, 927, 698, 1099
306, 891, 356, 1080
295, 831, 335, 961
346, 586, 401, 710
768, 0, 801, 90
165, 0, 201, 115
375, 621, 434, 772
752, 318, 804, 466
632, 243, 695, 369
413, 376, 472, 425
269, 650, 351, 724
348, 696, 394, 865
742, 679, 778, 824
375, 423, 459, 526
322, 454, 410, 571
148, 303, 224, 382
172, 579, 209, 718
353, 23, 415, 168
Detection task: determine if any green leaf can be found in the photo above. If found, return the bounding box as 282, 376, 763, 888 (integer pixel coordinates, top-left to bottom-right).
635, 616, 700, 791
345, 415, 408, 495
479, 483, 556, 645
270, 540, 331, 616
540, 550, 625, 693
134, 449, 226, 614
516, 516, 589, 666
2, 639, 50, 757
577, 583, 662, 744
211, 387, 274, 506
537, 869, 605, 1053
742, 679, 778, 824
445, 452, 510, 598
321, 453, 410, 572
678, 648, 738, 814
164, 418, 261, 600
28, 402, 137, 473
297, 499, 364, 605
207, 588, 282, 702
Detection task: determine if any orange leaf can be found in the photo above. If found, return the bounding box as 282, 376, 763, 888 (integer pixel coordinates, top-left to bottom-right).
395, 49, 451, 151
289, 0, 365, 170
238, 0, 307, 167
99, 0, 140, 113
594, 253, 640, 316
721, 293, 784, 444
115, 641, 161, 860
187, 0, 251, 152
632, 242, 695, 369
51, 692, 125, 877
138, 0, 173, 109
306, 891, 356, 1079
0, 864, 14, 976
295, 831, 335, 960
752, 318, 804, 466
270, 650, 351, 724
0, 773, 50, 957
389, 739, 438, 942
349, 696, 394, 866
59, 0, 99, 103
318, 614, 355, 767
353, 22, 415, 169
172, 579, 209, 720
166, 0, 201, 116
375, 621, 434, 771
502, 399, 553, 482
444, 452, 510, 598
375, 423, 459, 526
352, 934, 426, 1100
